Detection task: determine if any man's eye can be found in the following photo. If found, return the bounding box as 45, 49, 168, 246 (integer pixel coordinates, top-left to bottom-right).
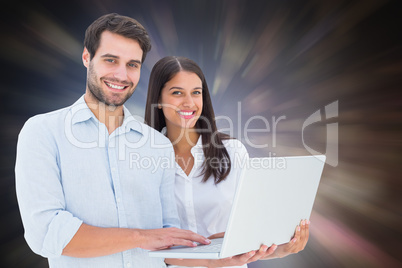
106, 59, 115, 63
128, 63, 138, 68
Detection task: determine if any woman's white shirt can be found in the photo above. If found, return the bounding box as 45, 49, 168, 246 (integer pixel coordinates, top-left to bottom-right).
172, 134, 249, 268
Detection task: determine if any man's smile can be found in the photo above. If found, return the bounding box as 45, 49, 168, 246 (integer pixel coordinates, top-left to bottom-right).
103, 80, 131, 92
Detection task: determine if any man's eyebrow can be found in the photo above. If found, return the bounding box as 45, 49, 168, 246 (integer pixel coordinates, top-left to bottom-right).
129, 59, 142, 65
101, 53, 119, 58
101, 54, 142, 65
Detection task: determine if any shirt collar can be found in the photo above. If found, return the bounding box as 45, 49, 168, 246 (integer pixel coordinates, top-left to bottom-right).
193, 134, 203, 149
161, 126, 167, 136
161, 127, 203, 149
121, 106, 144, 135
70, 95, 143, 135
70, 95, 94, 124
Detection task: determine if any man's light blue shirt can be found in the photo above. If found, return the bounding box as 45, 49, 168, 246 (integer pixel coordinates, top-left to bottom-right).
15, 96, 179, 268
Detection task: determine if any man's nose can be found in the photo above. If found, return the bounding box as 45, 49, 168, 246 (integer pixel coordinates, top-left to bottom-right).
113, 64, 128, 81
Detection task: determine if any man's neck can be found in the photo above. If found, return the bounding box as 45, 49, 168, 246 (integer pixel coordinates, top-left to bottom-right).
84, 93, 124, 135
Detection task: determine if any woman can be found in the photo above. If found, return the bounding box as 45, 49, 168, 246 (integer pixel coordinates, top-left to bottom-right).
144, 56, 309, 267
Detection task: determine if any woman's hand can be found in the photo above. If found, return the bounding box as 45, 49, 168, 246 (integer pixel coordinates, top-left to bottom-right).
165, 231, 279, 267
263, 219, 310, 259
207, 232, 225, 240
208, 244, 277, 267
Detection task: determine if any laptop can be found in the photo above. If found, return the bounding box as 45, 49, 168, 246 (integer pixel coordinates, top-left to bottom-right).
149, 155, 326, 259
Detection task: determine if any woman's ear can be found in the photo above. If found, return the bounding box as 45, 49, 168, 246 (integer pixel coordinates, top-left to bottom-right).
82, 47, 90, 68
158, 97, 162, 109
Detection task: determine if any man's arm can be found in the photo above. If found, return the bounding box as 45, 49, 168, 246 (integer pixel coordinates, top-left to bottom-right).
62, 224, 209, 258
16, 117, 209, 259
16, 117, 83, 258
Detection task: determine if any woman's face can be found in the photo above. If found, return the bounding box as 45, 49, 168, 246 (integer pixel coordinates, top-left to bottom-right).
159, 71, 203, 130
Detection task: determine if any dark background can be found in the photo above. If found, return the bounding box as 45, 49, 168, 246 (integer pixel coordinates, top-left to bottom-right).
1, 0, 401, 267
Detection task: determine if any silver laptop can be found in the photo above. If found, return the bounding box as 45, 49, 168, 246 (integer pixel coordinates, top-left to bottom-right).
149, 155, 326, 259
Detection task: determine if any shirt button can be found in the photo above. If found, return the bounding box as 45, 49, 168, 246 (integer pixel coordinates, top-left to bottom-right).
127, 263, 131, 267
117, 198, 121, 203
111, 167, 116, 172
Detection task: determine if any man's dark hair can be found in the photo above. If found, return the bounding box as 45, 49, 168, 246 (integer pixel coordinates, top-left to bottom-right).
84, 13, 151, 63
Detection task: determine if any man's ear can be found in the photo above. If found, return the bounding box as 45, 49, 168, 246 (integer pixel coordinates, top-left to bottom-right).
82, 47, 90, 68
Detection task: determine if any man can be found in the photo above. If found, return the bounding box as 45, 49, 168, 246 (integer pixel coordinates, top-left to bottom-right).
15, 13, 209, 267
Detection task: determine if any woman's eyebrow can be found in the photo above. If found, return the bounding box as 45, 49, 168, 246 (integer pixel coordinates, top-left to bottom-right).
169, 87, 184, 91
169, 87, 202, 90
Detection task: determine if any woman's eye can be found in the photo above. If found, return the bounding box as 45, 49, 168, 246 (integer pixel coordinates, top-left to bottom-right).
172, 91, 182, 95
193, 91, 202, 95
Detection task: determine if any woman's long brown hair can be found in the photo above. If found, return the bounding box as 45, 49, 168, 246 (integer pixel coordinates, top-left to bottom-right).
144, 56, 231, 184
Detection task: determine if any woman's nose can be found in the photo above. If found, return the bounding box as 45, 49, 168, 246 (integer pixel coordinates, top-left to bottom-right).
182, 94, 194, 107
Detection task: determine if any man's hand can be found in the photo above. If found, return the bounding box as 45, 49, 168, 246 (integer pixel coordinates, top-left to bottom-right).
136, 227, 211, 251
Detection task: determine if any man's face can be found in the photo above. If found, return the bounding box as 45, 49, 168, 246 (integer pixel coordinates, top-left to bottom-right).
82, 31, 143, 106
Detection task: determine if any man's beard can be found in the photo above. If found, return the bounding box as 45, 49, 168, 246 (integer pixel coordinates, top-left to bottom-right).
87, 62, 135, 107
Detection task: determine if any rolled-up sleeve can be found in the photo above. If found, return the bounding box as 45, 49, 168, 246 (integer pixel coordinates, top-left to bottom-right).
15, 117, 82, 258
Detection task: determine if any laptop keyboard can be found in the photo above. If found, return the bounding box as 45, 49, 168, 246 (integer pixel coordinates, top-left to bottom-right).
191, 241, 222, 252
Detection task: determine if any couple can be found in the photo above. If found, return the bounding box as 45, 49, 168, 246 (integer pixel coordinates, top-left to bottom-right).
15, 13, 309, 268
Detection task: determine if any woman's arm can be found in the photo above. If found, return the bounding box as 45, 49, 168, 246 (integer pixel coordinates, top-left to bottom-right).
262, 220, 310, 260
165, 243, 277, 267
